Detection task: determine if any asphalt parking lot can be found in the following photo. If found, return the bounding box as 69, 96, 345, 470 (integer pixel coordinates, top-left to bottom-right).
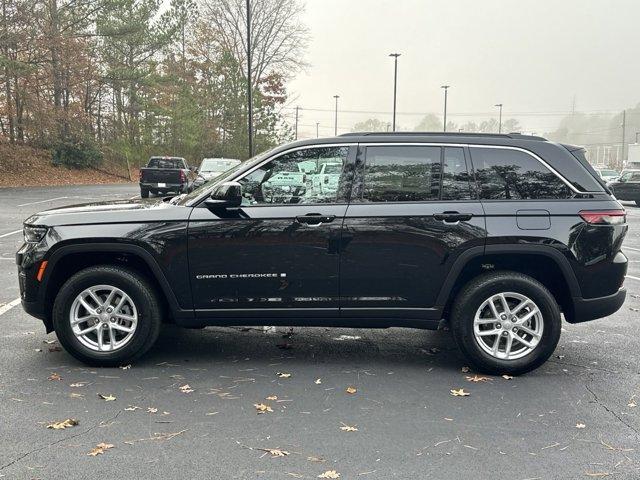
0, 184, 639, 480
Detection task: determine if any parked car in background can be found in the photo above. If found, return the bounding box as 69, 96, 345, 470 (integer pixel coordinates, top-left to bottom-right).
593, 168, 619, 183
607, 169, 640, 205
139, 156, 196, 198
198, 158, 241, 182
17, 132, 627, 375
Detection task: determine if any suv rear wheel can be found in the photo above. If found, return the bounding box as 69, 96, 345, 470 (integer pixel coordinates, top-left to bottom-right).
52, 265, 161, 367
450, 271, 561, 375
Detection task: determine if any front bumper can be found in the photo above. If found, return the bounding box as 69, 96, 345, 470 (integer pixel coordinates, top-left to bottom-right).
568, 287, 627, 323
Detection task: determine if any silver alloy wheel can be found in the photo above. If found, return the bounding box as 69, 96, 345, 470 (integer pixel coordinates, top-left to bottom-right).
473, 292, 544, 360
69, 285, 138, 352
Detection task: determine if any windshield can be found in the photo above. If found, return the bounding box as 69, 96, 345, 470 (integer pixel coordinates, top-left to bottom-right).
177, 149, 274, 205
600, 170, 618, 176
200, 158, 241, 172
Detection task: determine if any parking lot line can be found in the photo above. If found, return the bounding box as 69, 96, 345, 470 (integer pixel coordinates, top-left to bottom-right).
624, 245, 640, 252
625, 275, 640, 282
17, 196, 69, 207
0, 297, 21, 316
0, 229, 21, 238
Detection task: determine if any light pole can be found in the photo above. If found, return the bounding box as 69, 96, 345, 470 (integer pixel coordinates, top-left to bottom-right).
635, 132, 640, 144
441, 85, 450, 132
495, 103, 503, 133
316, 122, 320, 138
389, 53, 401, 132
294, 106, 300, 140
333, 95, 339, 136
246, 0, 253, 157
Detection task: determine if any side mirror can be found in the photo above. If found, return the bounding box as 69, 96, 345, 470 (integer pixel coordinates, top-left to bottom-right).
205, 182, 242, 209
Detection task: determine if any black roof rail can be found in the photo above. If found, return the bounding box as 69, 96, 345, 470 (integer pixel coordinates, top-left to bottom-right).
339, 131, 547, 141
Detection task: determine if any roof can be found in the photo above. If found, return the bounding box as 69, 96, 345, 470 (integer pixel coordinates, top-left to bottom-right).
339, 131, 548, 141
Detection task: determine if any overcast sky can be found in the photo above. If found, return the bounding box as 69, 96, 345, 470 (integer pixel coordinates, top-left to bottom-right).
287, 0, 640, 138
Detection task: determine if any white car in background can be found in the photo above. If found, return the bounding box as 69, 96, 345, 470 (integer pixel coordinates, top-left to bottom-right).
197, 158, 241, 183
594, 168, 620, 183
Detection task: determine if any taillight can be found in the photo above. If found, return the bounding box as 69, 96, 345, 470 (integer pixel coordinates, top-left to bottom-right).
579, 210, 626, 225
179, 170, 186, 182
138, 170, 142, 180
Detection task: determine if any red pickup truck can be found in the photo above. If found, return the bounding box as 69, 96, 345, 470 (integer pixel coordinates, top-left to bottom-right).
139, 156, 196, 198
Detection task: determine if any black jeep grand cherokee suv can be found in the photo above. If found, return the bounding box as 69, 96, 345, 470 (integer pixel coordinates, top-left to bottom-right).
17, 133, 628, 374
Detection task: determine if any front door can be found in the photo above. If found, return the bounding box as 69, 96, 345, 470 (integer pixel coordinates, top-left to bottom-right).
188, 145, 355, 319
339, 144, 486, 319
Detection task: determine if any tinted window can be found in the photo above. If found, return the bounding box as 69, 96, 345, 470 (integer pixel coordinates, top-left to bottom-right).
363, 146, 441, 202
442, 147, 472, 200
471, 147, 570, 200
148, 158, 185, 169
238, 147, 349, 205
200, 158, 241, 172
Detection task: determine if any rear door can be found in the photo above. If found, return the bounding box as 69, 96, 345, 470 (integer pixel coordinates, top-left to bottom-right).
339, 143, 486, 319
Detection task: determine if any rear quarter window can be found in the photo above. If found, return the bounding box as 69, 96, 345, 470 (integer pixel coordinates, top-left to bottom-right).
470, 147, 571, 200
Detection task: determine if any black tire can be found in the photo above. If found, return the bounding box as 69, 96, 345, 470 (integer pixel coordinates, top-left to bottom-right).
52, 265, 162, 367
140, 188, 149, 199
450, 271, 561, 376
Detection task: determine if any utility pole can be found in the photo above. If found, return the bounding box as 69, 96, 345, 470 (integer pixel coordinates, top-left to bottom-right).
333, 95, 339, 136
635, 132, 640, 144
622, 109, 627, 168
389, 53, 401, 132
294, 106, 299, 140
441, 85, 450, 132
246, 0, 253, 157
495, 103, 503, 133
316, 122, 320, 138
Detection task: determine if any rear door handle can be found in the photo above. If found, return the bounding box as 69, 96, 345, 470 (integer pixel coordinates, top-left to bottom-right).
434, 211, 473, 223
295, 213, 336, 226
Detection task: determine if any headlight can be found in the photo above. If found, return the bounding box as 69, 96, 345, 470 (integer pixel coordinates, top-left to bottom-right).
23, 225, 48, 243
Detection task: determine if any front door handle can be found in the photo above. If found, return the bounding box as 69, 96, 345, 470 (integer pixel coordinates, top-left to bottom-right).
295, 213, 336, 226
434, 211, 473, 223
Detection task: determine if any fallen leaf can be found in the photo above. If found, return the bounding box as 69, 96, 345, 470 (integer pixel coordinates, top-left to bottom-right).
43, 339, 56, 344
465, 375, 492, 383
70, 393, 84, 398
49, 346, 62, 352
48, 373, 62, 381
34, 348, 42, 352
340, 423, 358, 432
461, 366, 470, 373
450, 388, 470, 397
346, 386, 357, 394
576, 423, 586, 429
147, 407, 158, 413
318, 471, 340, 479
87, 442, 114, 456
46, 418, 78, 429
628, 401, 637, 408
98, 393, 116, 402
254, 403, 274, 414
501, 375, 514, 380
276, 372, 292, 379
69, 382, 86, 388
179, 384, 194, 394
307, 456, 325, 463
125, 406, 140, 411
260, 448, 290, 457
120, 364, 131, 370
266, 395, 278, 401
314, 378, 322, 385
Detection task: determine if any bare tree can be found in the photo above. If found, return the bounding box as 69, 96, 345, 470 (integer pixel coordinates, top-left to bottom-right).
201, 0, 308, 85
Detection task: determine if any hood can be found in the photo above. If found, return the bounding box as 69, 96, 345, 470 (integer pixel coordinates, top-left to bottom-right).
25, 198, 191, 227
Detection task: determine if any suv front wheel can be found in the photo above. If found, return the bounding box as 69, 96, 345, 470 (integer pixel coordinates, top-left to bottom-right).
450, 271, 561, 375
52, 265, 162, 367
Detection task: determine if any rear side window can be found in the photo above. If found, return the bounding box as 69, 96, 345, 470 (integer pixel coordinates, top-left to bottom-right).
362, 146, 441, 202
148, 158, 184, 169
471, 147, 571, 200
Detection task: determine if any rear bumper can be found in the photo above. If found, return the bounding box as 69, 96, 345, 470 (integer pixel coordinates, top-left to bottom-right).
567, 287, 626, 323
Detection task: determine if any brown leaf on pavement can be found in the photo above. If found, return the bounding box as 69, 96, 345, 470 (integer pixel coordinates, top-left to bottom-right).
465, 375, 492, 383
576, 423, 586, 429
339, 422, 358, 432
501, 375, 514, 380
87, 442, 114, 456
266, 395, 278, 401
179, 384, 194, 393
98, 393, 116, 401
346, 386, 357, 394
259, 448, 290, 457
276, 372, 292, 378
48, 372, 62, 381
124, 406, 140, 411
461, 366, 470, 373
318, 471, 340, 479
46, 418, 78, 429
254, 403, 274, 414
450, 388, 470, 397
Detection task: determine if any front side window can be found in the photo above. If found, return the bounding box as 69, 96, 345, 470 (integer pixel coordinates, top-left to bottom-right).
471, 147, 571, 200
238, 146, 349, 205
362, 146, 441, 202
